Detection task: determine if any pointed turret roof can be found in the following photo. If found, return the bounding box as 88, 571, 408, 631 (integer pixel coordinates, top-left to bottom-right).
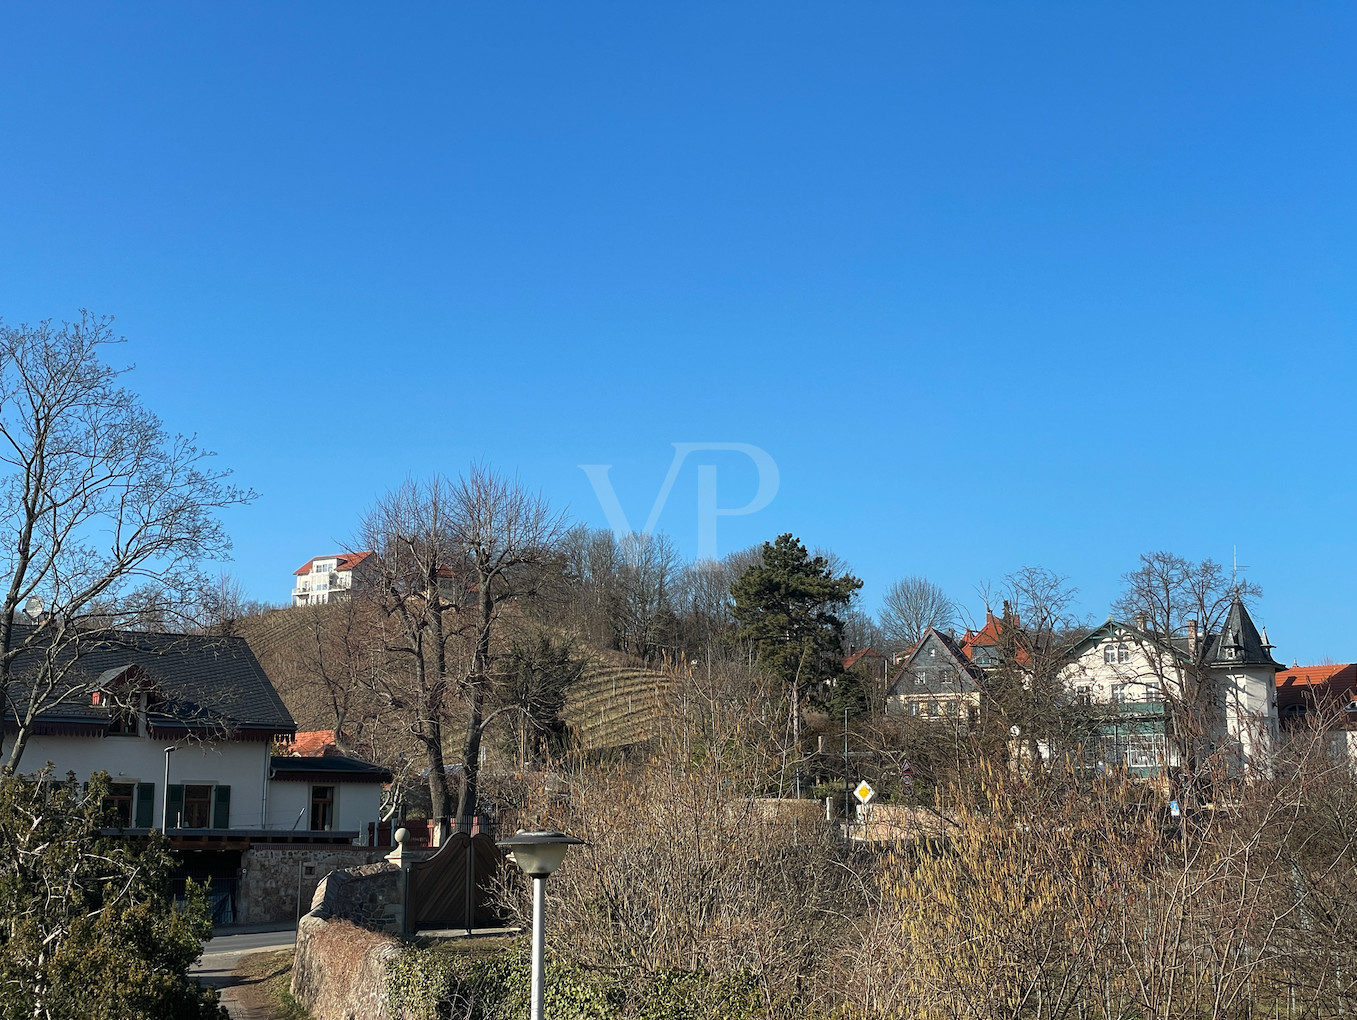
1202, 597, 1284, 670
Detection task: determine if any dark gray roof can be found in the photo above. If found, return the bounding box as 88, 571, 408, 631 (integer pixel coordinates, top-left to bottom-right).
1064, 600, 1283, 672
3, 625, 295, 739
1202, 598, 1283, 669
270, 755, 392, 783
887, 627, 985, 694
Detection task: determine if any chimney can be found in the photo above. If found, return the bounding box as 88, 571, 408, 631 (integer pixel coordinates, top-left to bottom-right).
1134, 611, 1147, 632
1187, 618, 1199, 655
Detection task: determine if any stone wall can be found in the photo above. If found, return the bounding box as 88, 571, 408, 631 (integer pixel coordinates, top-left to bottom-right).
291, 914, 404, 1020
310, 860, 403, 933
238, 845, 391, 925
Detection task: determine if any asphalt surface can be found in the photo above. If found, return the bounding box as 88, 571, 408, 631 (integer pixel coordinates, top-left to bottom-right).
191, 926, 297, 1020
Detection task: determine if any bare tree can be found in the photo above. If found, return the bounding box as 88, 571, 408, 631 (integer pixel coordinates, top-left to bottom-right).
360, 467, 564, 839
878, 575, 956, 652
1114, 551, 1263, 792
0, 314, 253, 769
447, 466, 564, 827
359, 476, 464, 839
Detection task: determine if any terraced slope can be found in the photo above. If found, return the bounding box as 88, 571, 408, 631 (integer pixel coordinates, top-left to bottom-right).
562, 659, 682, 751
233, 605, 337, 656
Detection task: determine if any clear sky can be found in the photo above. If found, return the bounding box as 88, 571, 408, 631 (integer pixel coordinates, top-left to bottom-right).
1, 4, 1353, 660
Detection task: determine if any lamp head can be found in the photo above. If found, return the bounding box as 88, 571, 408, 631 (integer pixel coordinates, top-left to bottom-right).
497, 829, 585, 877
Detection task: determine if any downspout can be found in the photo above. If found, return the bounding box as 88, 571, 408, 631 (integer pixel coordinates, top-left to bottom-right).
261, 750, 273, 829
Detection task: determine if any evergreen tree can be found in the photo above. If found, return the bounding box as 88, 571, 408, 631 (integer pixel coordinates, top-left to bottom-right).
730, 534, 862, 740
0, 769, 226, 1019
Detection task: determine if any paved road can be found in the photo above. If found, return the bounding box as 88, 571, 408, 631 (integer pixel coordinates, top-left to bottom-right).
192, 927, 297, 1020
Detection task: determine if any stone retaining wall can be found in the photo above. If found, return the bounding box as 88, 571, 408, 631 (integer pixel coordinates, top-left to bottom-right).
291, 914, 404, 1020
239, 845, 391, 925
310, 860, 403, 932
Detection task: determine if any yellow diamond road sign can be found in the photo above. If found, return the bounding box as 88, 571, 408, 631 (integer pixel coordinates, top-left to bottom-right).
853, 781, 875, 804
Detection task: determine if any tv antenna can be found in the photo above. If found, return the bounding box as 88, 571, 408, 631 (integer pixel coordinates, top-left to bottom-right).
1232, 546, 1250, 590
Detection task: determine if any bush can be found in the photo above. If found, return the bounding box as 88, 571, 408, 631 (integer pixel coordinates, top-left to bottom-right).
387, 938, 774, 1020
0, 768, 226, 1019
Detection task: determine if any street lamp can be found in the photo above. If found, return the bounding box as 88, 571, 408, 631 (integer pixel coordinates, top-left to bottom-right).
162, 746, 177, 830
498, 830, 584, 1020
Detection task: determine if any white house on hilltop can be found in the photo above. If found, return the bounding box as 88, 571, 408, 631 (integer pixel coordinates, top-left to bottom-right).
292, 551, 375, 606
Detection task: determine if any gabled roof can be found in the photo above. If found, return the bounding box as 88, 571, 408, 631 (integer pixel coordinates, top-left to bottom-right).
293, 551, 374, 576
843, 647, 887, 671
889, 627, 985, 691
1064, 598, 1283, 673
961, 606, 1031, 666
2, 625, 296, 741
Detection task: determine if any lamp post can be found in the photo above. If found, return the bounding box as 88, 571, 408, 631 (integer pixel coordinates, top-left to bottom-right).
161, 745, 177, 830
498, 830, 584, 1020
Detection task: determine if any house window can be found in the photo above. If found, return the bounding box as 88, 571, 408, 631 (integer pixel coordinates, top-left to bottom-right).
1075, 684, 1093, 707
909, 701, 920, 716
1104, 644, 1131, 664
914, 671, 926, 686
314, 562, 332, 574
182, 785, 213, 828
103, 783, 135, 826
311, 786, 335, 831
107, 703, 138, 735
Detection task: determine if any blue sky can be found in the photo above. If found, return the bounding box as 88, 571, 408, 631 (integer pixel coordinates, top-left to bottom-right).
1, 5, 1353, 659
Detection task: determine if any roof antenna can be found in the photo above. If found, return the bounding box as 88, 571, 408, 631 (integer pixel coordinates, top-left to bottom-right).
1232, 545, 1250, 593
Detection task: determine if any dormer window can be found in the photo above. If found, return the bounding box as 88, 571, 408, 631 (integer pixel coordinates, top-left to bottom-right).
314, 561, 333, 574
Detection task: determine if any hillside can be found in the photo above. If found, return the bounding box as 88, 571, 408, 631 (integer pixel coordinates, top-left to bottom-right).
561, 656, 683, 752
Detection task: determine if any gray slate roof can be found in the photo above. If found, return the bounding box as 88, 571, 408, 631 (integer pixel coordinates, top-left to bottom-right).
1201, 598, 1282, 669
2, 625, 296, 739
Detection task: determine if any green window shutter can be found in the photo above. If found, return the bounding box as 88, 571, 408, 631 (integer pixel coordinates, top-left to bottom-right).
213, 785, 231, 829
135, 782, 155, 827
166, 784, 184, 828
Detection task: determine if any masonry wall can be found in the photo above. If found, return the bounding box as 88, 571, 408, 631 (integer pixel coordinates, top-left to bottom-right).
291, 915, 404, 1020
238, 845, 390, 925
310, 860, 403, 933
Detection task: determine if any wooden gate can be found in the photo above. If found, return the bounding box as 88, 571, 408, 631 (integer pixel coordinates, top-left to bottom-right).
406, 832, 505, 932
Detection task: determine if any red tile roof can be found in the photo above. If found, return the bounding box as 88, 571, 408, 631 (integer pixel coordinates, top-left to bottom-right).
843, 647, 886, 670
293, 551, 374, 576
960, 609, 1031, 666
288, 730, 344, 756
1275, 663, 1357, 712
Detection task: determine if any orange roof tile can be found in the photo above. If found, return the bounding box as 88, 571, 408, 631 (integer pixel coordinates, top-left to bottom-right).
1275, 663, 1357, 712
959, 609, 1031, 666
843, 647, 887, 670
293, 551, 374, 576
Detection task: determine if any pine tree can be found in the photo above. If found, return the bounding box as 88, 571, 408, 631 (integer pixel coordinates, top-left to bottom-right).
730, 534, 862, 742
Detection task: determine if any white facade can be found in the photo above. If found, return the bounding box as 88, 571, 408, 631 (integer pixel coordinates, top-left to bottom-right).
18, 730, 270, 830
291, 552, 372, 606
265, 777, 382, 833
1060, 619, 1279, 771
